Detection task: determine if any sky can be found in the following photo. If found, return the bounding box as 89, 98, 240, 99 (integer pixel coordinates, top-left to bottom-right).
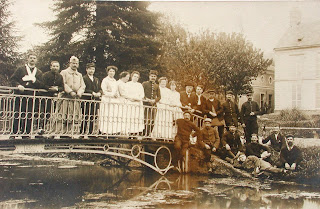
9, 0, 320, 54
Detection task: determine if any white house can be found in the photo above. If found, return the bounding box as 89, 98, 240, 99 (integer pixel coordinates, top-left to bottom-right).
274, 9, 320, 111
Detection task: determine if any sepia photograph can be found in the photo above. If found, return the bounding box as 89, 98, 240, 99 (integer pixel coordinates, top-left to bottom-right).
0, 0, 320, 208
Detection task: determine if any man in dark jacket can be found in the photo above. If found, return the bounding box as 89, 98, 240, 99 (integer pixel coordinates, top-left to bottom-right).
42, 61, 64, 131
262, 126, 285, 152
10, 52, 43, 135
222, 91, 243, 129
142, 70, 161, 136
241, 92, 261, 143
220, 125, 244, 160
203, 89, 225, 139
197, 118, 220, 162
173, 111, 201, 166
280, 135, 303, 171
246, 134, 271, 161
81, 63, 101, 136
180, 81, 197, 112
192, 85, 206, 116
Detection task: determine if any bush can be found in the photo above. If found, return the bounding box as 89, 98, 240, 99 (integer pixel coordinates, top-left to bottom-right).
259, 108, 320, 138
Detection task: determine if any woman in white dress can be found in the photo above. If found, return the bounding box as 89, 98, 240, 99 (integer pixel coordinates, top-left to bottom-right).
99, 66, 119, 134
117, 71, 130, 135
126, 71, 145, 135
152, 77, 173, 139
168, 80, 183, 137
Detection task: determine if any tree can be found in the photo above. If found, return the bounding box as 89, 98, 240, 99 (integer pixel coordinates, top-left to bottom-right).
157, 23, 214, 90
157, 25, 272, 98
0, 0, 20, 85
208, 32, 272, 100
37, 1, 161, 81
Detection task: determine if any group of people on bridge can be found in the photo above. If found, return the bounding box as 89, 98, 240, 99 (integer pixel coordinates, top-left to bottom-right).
7, 52, 303, 176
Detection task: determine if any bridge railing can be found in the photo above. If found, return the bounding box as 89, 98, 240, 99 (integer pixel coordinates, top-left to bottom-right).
0, 86, 204, 140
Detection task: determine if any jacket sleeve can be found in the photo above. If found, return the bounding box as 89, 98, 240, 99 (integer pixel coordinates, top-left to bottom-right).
262, 135, 271, 144
235, 104, 243, 124
77, 75, 86, 95
216, 100, 224, 117
10, 68, 23, 87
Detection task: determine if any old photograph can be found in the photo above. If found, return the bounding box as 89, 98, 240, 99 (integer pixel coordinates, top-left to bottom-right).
0, 0, 320, 208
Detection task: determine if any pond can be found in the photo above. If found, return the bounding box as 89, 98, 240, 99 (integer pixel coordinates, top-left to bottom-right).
0, 155, 319, 209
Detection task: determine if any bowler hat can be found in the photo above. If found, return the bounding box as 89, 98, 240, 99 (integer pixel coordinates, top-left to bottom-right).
149, 70, 158, 76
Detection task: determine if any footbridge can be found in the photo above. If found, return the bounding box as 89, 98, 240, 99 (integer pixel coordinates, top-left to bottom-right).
0, 86, 204, 175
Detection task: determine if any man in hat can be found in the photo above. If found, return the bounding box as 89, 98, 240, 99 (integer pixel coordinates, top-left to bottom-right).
203, 89, 225, 139
173, 111, 201, 167
222, 91, 243, 129
142, 70, 161, 136
81, 63, 101, 136
262, 126, 285, 152
279, 135, 302, 171
11, 52, 44, 135
241, 92, 261, 143
197, 118, 220, 163
180, 81, 197, 112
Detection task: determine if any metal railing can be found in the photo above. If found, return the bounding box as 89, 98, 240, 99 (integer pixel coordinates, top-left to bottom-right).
0, 86, 204, 141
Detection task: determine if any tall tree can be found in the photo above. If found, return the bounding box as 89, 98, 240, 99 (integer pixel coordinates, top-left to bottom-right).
37, 0, 161, 81
0, 0, 20, 85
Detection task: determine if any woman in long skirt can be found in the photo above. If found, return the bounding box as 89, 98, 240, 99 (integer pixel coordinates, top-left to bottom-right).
126, 71, 145, 135
152, 77, 173, 139
117, 71, 130, 135
99, 66, 119, 134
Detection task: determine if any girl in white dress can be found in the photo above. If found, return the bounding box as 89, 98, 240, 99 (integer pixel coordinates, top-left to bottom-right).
152, 77, 173, 139
126, 71, 145, 135
117, 71, 130, 135
99, 66, 119, 134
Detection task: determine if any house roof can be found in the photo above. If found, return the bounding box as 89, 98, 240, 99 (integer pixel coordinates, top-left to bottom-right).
275, 21, 320, 50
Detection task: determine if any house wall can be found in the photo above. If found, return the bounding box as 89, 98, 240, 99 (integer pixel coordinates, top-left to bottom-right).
274, 47, 320, 110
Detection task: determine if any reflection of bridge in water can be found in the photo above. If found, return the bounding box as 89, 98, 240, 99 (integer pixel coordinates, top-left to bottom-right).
0, 86, 204, 175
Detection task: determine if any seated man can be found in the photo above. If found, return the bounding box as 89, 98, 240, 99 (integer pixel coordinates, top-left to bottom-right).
262, 126, 285, 152
173, 111, 201, 167
219, 125, 244, 161
280, 135, 303, 171
197, 118, 220, 163
246, 134, 271, 161
233, 153, 285, 177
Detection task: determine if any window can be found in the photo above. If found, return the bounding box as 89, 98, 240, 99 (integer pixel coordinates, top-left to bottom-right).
269, 76, 273, 84
292, 83, 301, 108
261, 75, 264, 82
260, 93, 265, 109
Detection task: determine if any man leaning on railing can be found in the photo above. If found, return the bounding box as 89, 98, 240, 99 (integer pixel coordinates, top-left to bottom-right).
10, 52, 43, 137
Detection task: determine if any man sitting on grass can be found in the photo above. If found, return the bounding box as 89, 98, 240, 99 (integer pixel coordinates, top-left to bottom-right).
280, 135, 303, 171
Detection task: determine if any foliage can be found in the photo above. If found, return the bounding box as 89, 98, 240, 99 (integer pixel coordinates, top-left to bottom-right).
157, 23, 272, 96
0, 0, 21, 85
37, 1, 161, 81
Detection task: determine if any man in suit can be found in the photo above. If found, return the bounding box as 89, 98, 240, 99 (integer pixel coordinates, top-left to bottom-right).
180, 81, 197, 112
203, 89, 225, 139
10, 52, 43, 136
142, 70, 161, 137
241, 92, 260, 143
81, 63, 101, 136
222, 91, 243, 130
262, 126, 285, 152
192, 85, 206, 117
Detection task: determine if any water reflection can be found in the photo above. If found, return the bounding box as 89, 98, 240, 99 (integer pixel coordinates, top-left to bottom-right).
0, 155, 319, 209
